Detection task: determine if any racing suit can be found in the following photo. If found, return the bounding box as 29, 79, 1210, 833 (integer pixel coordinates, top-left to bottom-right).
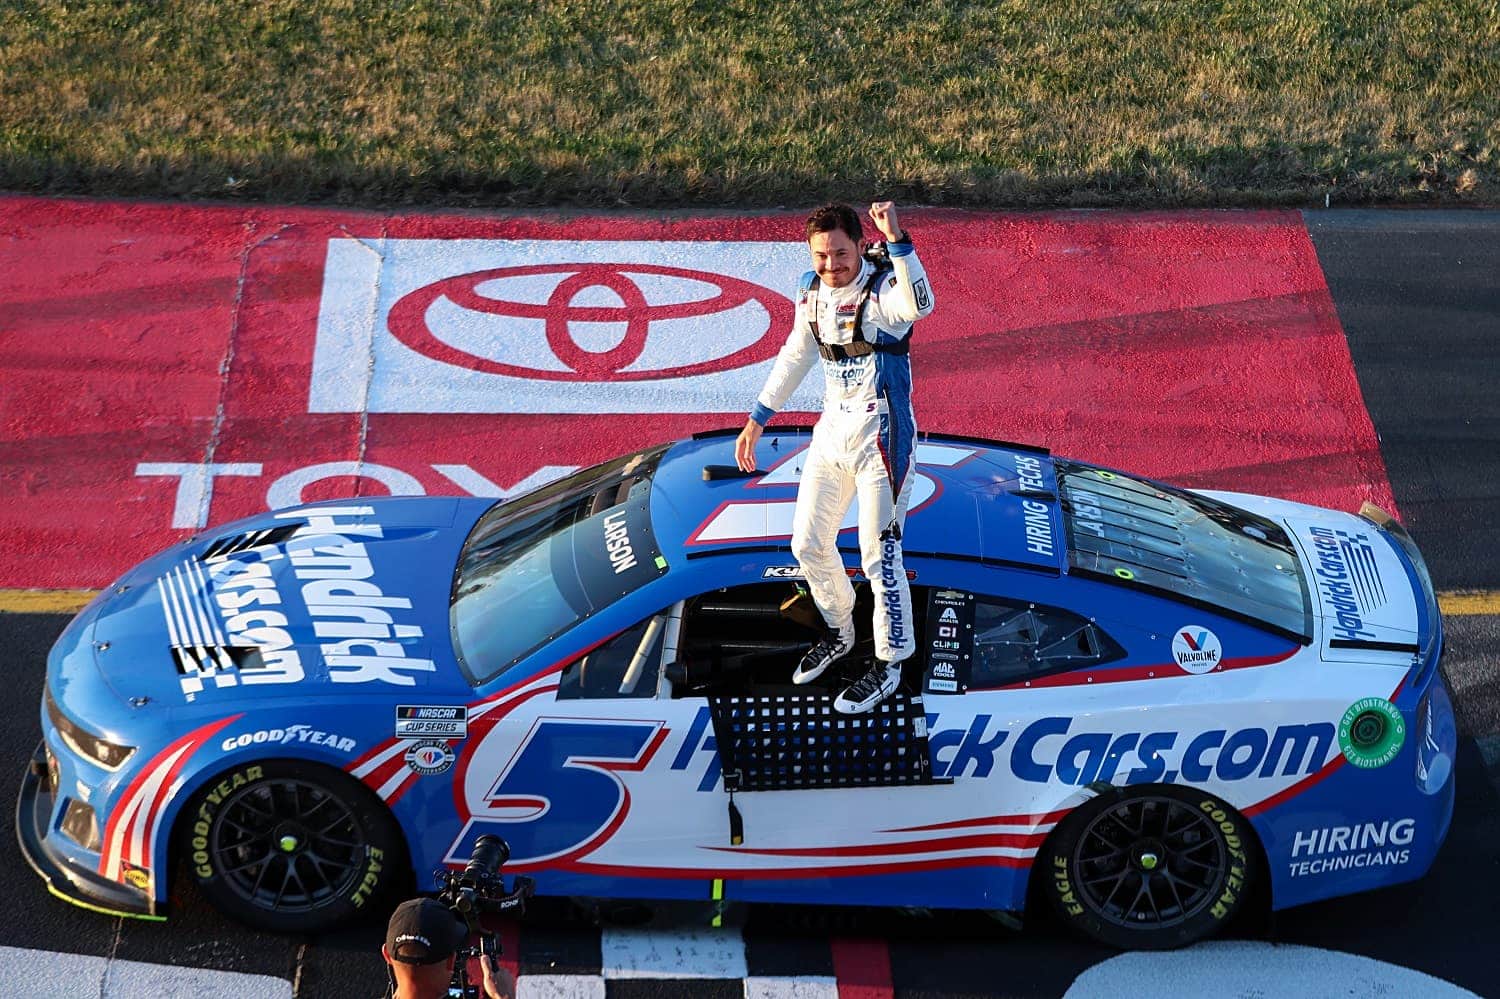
749, 239, 935, 664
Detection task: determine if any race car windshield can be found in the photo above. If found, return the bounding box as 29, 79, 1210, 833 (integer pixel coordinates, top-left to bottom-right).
450, 445, 671, 683
1056, 462, 1312, 642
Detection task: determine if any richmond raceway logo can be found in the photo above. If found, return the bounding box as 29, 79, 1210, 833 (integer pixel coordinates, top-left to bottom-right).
312, 239, 812, 414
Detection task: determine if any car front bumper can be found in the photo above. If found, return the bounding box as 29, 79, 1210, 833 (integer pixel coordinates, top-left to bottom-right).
16, 740, 164, 920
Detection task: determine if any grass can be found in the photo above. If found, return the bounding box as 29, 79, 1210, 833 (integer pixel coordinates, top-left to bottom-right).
1, 0, 1496, 208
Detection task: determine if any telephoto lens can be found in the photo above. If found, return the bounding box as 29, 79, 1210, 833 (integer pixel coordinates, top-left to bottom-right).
466, 834, 510, 881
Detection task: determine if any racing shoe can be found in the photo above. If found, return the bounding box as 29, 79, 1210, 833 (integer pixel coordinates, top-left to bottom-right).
834, 660, 903, 714
793, 631, 854, 684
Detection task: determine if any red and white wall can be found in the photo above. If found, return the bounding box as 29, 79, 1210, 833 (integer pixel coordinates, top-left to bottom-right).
0, 195, 1394, 589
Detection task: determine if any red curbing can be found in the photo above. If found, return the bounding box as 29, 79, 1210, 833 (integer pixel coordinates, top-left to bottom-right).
832, 936, 895, 999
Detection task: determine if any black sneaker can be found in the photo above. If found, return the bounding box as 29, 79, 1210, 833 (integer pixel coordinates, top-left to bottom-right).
834, 660, 903, 714
793, 631, 853, 684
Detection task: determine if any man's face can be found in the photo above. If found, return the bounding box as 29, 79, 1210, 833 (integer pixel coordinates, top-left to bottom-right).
809, 228, 864, 288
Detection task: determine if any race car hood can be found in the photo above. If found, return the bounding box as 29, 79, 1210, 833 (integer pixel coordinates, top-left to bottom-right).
1199, 491, 1425, 660
88, 497, 493, 706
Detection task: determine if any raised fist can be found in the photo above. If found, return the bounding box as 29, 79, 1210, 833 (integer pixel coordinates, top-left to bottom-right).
868, 202, 903, 242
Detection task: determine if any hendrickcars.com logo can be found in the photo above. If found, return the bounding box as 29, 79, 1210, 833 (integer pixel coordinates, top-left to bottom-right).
311, 240, 813, 414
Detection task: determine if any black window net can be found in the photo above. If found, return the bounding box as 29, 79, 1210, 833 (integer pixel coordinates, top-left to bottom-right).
708, 690, 941, 792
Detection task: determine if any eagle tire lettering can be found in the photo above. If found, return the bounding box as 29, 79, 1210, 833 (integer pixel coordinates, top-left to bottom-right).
1051, 855, 1084, 916
179, 760, 406, 934
350, 845, 385, 909
1039, 785, 1256, 949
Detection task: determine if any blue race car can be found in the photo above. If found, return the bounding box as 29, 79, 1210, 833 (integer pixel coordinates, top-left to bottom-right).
18, 429, 1455, 948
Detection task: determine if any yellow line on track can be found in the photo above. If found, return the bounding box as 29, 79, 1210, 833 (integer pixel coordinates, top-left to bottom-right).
1437, 590, 1500, 616
0, 590, 98, 614
2, 588, 1499, 615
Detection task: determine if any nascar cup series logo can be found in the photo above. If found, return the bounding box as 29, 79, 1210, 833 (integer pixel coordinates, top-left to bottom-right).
311, 239, 816, 414
1172, 626, 1222, 674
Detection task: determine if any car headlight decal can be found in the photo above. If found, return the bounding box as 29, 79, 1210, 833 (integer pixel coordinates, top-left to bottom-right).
45, 686, 136, 771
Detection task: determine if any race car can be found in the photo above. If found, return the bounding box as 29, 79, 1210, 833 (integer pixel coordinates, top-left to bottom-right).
18, 429, 1454, 948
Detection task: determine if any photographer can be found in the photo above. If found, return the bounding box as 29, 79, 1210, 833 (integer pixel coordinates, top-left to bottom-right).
381, 897, 515, 999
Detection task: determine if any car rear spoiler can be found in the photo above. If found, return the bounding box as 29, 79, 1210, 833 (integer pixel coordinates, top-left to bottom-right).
1358, 502, 1442, 668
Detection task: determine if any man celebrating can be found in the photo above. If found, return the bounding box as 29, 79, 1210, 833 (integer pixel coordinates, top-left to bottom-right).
736, 202, 936, 713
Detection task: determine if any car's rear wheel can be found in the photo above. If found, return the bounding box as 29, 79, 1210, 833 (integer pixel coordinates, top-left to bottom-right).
179, 759, 405, 933
1038, 784, 1254, 950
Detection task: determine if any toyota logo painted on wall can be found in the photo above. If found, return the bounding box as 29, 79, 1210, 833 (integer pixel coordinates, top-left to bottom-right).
385, 263, 794, 382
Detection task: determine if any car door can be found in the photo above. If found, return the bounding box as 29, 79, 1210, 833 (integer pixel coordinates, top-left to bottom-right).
446, 602, 731, 900
650, 580, 1022, 908
703, 583, 1134, 910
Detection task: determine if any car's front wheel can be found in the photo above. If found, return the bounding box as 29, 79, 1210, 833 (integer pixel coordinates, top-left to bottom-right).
178, 759, 406, 933
1038, 784, 1255, 950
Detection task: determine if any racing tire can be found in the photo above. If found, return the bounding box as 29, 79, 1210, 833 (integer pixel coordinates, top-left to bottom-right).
1038, 784, 1254, 950
178, 759, 407, 934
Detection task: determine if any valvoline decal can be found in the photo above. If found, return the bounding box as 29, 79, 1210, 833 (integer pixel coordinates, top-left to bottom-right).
668, 707, 1337, 790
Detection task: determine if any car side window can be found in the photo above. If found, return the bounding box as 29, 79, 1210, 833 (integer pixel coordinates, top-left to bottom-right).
969, 596, 1124, 689
557, 613, 667, 700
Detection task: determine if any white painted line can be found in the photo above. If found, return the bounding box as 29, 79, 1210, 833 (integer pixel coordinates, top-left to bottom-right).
599, 925, 749, 979
0, 944, 291, 998
103, 957, 294, 998
744, 975, 840, 998
516, 973, 607, 999
1064, 941, 1479, 998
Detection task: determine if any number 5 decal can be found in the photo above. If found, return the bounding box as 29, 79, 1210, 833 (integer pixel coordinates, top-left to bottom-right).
685, 442, 976, 545
449, 717, 666, 868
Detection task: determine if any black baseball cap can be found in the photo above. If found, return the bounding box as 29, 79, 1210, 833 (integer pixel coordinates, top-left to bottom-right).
385, 898, 467, 965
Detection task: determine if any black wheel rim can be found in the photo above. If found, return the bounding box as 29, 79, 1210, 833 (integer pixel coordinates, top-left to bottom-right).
1072, 795, 1226, 929
209, 778, 365, 913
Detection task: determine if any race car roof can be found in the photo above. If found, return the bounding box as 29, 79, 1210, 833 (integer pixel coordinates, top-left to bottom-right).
649, 428, 1063, 574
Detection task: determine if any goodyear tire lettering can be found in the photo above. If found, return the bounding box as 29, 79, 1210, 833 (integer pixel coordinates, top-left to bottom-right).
1201, 798, 1245, 920
1041, 787, 1260, 948
179, 761, 400, 934
190, 766, 264, 878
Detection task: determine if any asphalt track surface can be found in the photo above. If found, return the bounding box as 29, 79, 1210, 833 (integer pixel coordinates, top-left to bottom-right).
2, 207, 1498, 998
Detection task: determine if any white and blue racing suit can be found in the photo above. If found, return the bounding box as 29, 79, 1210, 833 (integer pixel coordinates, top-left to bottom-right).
749, 241, 935, 663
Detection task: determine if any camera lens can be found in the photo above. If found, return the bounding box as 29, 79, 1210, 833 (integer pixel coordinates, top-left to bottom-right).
467, 835, 510, 878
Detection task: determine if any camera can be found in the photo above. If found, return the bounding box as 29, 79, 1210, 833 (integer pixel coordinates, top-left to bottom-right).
433, 835, 534, 999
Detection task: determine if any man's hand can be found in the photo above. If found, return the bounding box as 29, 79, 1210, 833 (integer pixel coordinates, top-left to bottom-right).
482, 952, 516, 999
869, 201, 904, 242
735, 418, 763, 473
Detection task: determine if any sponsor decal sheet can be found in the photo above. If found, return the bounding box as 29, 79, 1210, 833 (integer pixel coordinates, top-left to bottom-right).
0, 196, 1396, 587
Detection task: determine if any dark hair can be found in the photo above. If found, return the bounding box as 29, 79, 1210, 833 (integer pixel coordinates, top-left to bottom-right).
805, 203, 863, 244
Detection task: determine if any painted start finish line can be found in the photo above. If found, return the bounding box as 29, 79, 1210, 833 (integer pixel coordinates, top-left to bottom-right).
0, 196, 1394, 590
